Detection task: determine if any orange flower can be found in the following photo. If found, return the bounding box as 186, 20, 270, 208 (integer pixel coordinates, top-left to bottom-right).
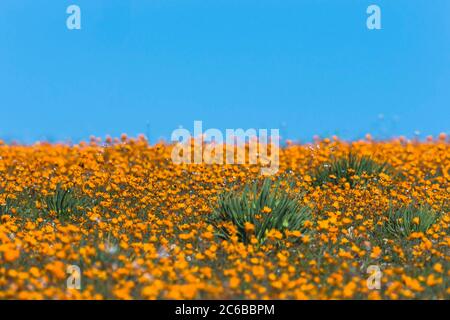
266, 229, 283, 240
251, 266, 265, 279
261, 206, 272, 214
433, 263, 443, 273
229, 277, 240, 289
3, 248, 20, 262
370, 246, 382, 259
244, 222, 255, 233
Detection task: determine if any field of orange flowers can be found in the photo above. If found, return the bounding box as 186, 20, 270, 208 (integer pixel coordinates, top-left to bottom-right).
0, 135, 448, 300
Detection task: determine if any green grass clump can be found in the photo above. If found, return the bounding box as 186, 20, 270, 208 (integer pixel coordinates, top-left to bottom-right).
0, 197, 12, 221
44, 185, 88, 220
311, 153, 394, 187
211, 178, 311, 245
382, 204, 438, 238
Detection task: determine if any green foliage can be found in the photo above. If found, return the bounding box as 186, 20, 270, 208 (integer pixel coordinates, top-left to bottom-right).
311, 153, 394, 187
382, 204, 438, 238
211, 178, 311, 244
0, 196, 12, 220
44, 185, 88, 220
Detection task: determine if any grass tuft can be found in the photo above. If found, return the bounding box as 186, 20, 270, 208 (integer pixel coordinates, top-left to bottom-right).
311, 153, 394, 187
0, 196, 12, 221
43, 185, 88, 220
211, 178, 311, 245
381, 204, 438, 238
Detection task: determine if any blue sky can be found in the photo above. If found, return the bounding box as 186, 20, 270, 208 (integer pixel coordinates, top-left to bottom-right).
0, 0, 449, 143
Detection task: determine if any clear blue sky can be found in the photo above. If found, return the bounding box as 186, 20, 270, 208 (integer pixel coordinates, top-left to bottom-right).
0, 0, 449, 143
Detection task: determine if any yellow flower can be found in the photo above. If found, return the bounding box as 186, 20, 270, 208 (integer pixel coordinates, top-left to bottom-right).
343, 282, 356, 298
317, 220, 329, 230
244, 222, 255, 233
370, 246, 382, 259
302, 235, 310, 244
426, 274, 442, 286
201, 231, 214, 239
266, 229, 283, 240
261, 206, 272, 214
229, 277, 240, 289
433, 263, 443, 273
3, 248, 20, 263
251, 266, 265, 279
